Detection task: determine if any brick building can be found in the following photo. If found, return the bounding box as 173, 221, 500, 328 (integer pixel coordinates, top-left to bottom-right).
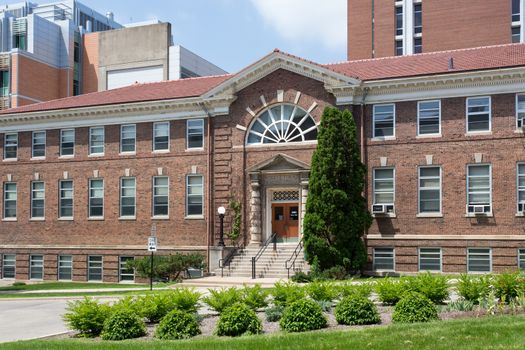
347, 0, 525, 60
1, 44, 525, 281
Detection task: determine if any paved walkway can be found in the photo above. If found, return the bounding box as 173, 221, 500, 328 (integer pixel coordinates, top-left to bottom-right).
181, 276, 286, 288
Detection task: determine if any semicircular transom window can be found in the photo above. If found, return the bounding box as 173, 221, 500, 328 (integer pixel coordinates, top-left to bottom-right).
247, 104, 318, 145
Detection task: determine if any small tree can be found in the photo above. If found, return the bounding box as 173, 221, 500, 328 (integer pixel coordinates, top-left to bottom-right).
303, 107, 372, 273
127, 253, 205, 281
227, 199, 242, 245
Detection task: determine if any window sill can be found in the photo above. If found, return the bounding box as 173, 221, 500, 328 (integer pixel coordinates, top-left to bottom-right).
119, 152, 136, 156
88, 153, 105, 158
2, 158, 18, 162
516, 213, 525, 217
59, 155, 74, 159
30, 157, 46, 161
153, 150, 170, 154
464, 213, 493, 218
185, 215, 205, 220
2, 218, 17, 222
119, 216, 136, 221
29, 218, 45, 222
371, 137, 396, 142
416, 134, 441, 139
88, 217, 105, 221
416, 213, 443, 218
465, 131, 491, 137
58, 217, 74, 221
152, 216, 170, 220
514, 129, 524, 134
185, 148, 205, 152
372, 213, 396, 218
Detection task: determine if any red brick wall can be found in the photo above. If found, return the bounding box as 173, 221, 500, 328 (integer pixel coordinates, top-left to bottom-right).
16, 54, 62, 102
82, 32, 100, 94
347, 0, 373, 60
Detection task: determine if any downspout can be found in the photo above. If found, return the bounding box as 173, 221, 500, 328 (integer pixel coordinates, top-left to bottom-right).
200, 102, 213, 273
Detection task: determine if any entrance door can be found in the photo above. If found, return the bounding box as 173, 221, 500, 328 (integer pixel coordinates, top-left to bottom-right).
272, 203, 299, 242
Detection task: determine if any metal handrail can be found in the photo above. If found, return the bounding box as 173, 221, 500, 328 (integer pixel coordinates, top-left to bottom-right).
285, 239, 304, 278
218, 243, 245, 278
251, 233, 277, 279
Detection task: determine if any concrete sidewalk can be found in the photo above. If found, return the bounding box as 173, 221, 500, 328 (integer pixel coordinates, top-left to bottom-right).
181, 276, 286, 288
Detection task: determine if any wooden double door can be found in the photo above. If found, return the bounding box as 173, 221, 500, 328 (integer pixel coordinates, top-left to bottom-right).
271, 203, 299, 241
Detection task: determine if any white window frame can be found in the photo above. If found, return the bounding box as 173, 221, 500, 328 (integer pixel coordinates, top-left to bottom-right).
372, 104, 396, 139
417, 100, 441, 136
3, 182, 16, 220
89, 127, 105, 156
372, 167, 395, 208
373, 247, 395, 271
418, 166, 442, 215
2, 254, 16, 279
87, 255, 103, 282
152, 176, 169, 218
31, 131, 46, 159
59, 129, 75, 157
3, 133, 18, 160
466, 96, 491, 134
29, 255, 44, 280
186, 119, 204, 150
119, 256, 134, 282
466, 164, 492, 215
30, 181, 45, 219
119, 177, 136, 219
57, 255, 73, 281
519, 248, 525, 271
418, 247, 442, 272
59, 180, 74, 219
120, 124, 136, 154
89, 179, 104, 219
467, 248, 492, 273
186, 174, 204, 217
153, 122, 170, 152
516, 94, 525, 129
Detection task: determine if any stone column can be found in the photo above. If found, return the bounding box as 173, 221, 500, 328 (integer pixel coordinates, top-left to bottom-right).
249, 173, 262, 246
300, 172, 309, 237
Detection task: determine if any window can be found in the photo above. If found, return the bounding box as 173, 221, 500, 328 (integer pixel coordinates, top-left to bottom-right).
373, 248, 395, 271
516, 95, 525, 128
88, 255, 103, 281
246, 104, 318, 145
58, 255, 72, 280
467, 165, 492, 214
418, 167, 441, 214
2, 254, 15, 279
417, 100, 440, 135
186, 119, 204, 149
414, 3, 422, 34
120, 177, 136, 217
3, 182, 16, 219
519, 249, 525, 270
419, 248, 442, 272
4, 133, 17, 160
414, 37, 422, 54
395, 40, 403, 56
89, 179, 104, 218
60, 129, 75, 157
32, 131, 46, 158
373, 168, 395, 209
518, 164, 525, 213
512, 0, 520, 22
395, 5, 403, 35
89, 127, 104, 155
119, 256, 134, 282
31, 182, 45, 219
153, 122, 169, 151
30, 255, 43, 280
466, 97, 491, 133
120, 125, 136, 153
373, 104, 395, 138
59, 180, 73, 219
153, 176, 169, 217
186, 175, 203, 216
467, 248, 491, 273
512, 26, 521, 43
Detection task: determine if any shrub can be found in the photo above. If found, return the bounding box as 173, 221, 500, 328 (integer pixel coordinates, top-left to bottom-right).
12, 281, 26, 287
134, 294, 170, 323
271, 281, 305, 307
335, 295, 381, 325
338, 281, 373, 299
456, 274, 492, 303
216, 303, 262, 336
493, 271, 525, 302
63, 297, 111, 337
279, 299, 327, 332
305, 281, 338, 302
443, 299, 475, 312
202, 287, 242, 314
265, 305, 285, 322
392, 292, 438, 323
406, 272, 449, 304
240, 284, 269, 310
316, 300, 333, 312
101, 309, 146, 341
165, 288, 202, 313
375, 278, 407, 305
290, 271, 313, 283
111, 296, 141, 314
320, 265, 349, 280
155, 309, 200, 340
127, 253, 205, 282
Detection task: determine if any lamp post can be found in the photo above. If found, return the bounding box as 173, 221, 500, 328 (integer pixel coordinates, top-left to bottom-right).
217, 206, 226, 247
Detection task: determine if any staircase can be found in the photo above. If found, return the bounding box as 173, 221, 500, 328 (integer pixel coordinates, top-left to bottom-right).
217, 244, 309, 279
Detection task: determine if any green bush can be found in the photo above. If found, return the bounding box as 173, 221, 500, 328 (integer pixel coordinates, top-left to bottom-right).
216, 303, 262, 336
202, 287, 242, 314
271, 281, 305, 307
335, 295, 381, 325
111, 296, 141, 314
290, 271, 313, 283
240, 284, 269, 310
164, 288, 202, 313
443, 299, 475, 312
134, 294, 170, 323
320, 265, 349, 280
456, 274, 492, 303
126, 253, 205, 282
375, 278, 407, 305
305, 281, 339, 302
63, 297, 111, 337
338, 281, 373, 299
155, 309, 201, 340
392, 292, 438, 323
406, 272, 449, 304
493, 271, 525, 302
101, 309, 146, 341
12, 281, 26, 287
279, 299, 327, 332
265, 305, 285, 322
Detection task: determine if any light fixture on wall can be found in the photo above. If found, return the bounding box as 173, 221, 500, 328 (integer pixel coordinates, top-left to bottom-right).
217, 206, 226, 247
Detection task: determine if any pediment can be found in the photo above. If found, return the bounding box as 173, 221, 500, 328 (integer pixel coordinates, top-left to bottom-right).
247, 153, 310, 173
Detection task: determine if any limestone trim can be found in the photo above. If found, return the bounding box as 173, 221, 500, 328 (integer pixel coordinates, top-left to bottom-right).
367, 234, 525, 241
0, 244, 208, 250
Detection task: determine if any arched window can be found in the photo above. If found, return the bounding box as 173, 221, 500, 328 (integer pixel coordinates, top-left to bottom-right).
246, 104, 318, 145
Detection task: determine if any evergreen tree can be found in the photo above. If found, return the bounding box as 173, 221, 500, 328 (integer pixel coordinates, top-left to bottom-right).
303, 107, 372, 273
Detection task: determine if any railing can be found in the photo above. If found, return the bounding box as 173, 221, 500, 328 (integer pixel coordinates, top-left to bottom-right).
218, 243, 244, 278
251, 233, 277, 279
285, 239, 304, 278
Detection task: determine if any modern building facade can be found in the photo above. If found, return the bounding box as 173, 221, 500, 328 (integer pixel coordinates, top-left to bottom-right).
1, 44, 525, 281
347, 0, 525, 60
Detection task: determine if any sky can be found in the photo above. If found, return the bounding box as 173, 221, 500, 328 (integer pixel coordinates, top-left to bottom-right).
3, 0, 347, 73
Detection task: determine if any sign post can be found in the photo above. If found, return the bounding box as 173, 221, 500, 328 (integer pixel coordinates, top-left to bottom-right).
148, 224, 157, 291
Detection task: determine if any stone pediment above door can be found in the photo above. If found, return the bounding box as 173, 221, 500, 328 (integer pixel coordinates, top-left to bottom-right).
247, 154, 310, 174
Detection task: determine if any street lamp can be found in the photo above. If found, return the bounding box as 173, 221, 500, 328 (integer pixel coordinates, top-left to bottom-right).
217, 206, 226, 247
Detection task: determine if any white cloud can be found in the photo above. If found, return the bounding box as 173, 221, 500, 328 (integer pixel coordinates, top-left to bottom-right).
250, 0, 346, 50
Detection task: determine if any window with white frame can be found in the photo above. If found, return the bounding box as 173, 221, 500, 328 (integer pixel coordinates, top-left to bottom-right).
516, 95, 525, 128
89, 127, 104, 155
417, 100, 440, 135
419, 248, 442, 272
518, 163, 525, 213
2, 254, 15, 279
30, 255, 43, 280
119, 256, 134, 282
31, 181, 45, 219
120, 177, 136, 217
153, 122, 169, 151
414, 37, 422, 54
467, 164, 492, 214
3, 182, 16, 219
513, 26, 521, 43
88, 255, 103, 281
58, 255, 72, 280
395, 40, 403, 56
32, 131, 46, 158
395, 5, 403, 36
153, 176, 169, 217
373, 104, 395, 138
512, 0, 521, 41
467, 248, 491, 273
418, 167, 441, 214
186, 175, 203, 216
89, 179, 104, 218
59, 180, 73, 219
186, 119, 204, 149
466, 97, 491, 133
414, 3, 422, 34
373, 168, 395, 213
60, 129, 75, 157
4, 133, 17, 160
513, 0, 520, 22
519, 249, 525, 270
120, 125, 136, 153
373, 248, 395, 271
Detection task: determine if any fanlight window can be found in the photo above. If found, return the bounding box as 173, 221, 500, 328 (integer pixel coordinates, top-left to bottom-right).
247, 104, 318, 144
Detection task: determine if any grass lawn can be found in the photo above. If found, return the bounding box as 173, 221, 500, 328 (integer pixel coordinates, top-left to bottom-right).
2, 315, 525, 350
0, 281, 174, 292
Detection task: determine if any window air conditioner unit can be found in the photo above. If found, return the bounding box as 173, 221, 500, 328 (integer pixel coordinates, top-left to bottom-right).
518, 117, 525, 129
372, 204, 394, 214
518, 202, 525, 214
468, 204, 486, 215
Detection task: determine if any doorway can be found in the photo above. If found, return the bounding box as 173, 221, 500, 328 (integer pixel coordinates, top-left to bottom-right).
271, 203, 299, 243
